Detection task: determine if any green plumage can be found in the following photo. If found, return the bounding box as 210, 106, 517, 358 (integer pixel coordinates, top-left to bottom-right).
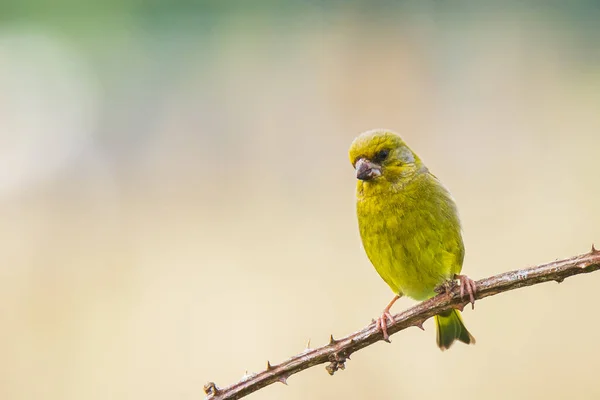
349, 129, 475, 350
435, 310, 474, 350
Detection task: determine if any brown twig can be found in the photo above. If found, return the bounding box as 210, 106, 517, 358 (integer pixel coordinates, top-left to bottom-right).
204, 247, 600, 400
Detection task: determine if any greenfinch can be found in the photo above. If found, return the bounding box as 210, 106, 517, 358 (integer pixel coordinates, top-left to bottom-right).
349, 129, 476, 350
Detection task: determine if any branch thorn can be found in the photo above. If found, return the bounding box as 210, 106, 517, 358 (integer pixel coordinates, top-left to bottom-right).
266, 361, 274, 371
329, 334, 337, 345
278, 376, 288, 385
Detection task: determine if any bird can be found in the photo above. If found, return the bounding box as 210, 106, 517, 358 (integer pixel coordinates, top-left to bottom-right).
349, 128, 476, 350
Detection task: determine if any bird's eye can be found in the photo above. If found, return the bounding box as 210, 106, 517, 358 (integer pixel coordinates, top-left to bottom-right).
374, 149, 390, 162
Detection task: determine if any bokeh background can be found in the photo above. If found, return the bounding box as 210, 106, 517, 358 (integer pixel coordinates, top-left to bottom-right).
2, 1, 600, 399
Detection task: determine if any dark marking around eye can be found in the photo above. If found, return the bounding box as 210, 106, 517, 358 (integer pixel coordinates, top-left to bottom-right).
374, 149, 390, 162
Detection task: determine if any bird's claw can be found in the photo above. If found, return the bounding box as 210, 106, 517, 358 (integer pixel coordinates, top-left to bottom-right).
374, 294, 400, 342
376, 310, 395, 342
455, 274, 477, 309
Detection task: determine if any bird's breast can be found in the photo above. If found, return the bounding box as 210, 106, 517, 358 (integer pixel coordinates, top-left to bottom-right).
356, 179, 462, 300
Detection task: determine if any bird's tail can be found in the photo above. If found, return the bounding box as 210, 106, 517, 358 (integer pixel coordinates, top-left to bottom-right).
434, 309, 475, 350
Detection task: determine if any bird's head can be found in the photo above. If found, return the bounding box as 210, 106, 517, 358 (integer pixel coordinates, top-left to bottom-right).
349, 129, 423, 184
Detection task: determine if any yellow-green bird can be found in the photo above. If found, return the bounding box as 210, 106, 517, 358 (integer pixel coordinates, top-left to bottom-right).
349, 129, 476, 350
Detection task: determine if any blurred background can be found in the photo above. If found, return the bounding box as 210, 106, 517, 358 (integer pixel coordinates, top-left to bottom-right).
1, 1, 599, 399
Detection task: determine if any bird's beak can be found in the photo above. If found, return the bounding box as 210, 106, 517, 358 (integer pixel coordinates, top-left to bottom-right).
355, 158, 382, 181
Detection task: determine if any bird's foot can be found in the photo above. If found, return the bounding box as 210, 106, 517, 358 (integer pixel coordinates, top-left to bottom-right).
375, 294, 400, 342
454, 274, 477, 309
376, 310, 395, 342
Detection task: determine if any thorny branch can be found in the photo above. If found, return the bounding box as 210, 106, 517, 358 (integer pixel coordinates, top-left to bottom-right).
204, 247, 600, 400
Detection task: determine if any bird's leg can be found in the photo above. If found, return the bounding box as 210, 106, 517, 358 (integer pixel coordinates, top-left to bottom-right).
375, 294, 401, 342
454, 274, 477, 309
